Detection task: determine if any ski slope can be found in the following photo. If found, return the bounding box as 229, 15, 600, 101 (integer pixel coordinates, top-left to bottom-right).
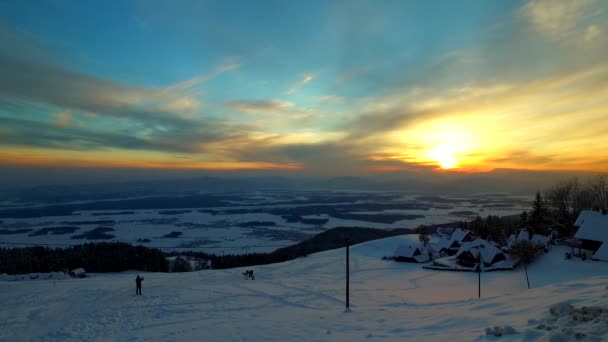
1, 235, 608, 341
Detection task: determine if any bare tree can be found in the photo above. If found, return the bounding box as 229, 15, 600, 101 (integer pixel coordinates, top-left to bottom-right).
587, 175, 608, 212
417, 225, 431, 246
545, 179, 581, 236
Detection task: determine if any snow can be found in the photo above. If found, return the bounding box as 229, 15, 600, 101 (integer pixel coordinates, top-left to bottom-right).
574, 210, 603, 227
455, 239, 506, 265
592, 243, 608, 261
0, 192, 533, 253
451, 228, 472, 242
0, 272, 71, 282
573, 211, 608, 261
530, 234, 550, 247
574, 213, 608, 240
574, 213, 608, 242
2, 235, 608, 341
393, 239, 430, 262
517, 229, 530, 242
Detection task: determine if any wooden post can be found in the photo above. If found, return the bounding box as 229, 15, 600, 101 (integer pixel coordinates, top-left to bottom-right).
346, 239, 350, 309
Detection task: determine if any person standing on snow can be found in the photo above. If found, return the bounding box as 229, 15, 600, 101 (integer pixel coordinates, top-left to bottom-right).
135, 275, 144, 295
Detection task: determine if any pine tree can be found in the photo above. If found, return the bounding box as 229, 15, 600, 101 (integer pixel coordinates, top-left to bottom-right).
520, 211, 528, 228
529, 192, 548, 235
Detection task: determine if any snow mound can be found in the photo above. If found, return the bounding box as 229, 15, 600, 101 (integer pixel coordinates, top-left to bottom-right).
529, 304, 608, 341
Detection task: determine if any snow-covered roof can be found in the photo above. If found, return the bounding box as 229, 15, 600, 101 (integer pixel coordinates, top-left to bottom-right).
591, 243, 608, 261
455, 239, 505, 264
451, 229, 472, 242
433, 237, 458, 250
574, 213, 608, 242
507, 230, 533, 248
506, 234, 516, 245
394, 243, 422, 258
575, 210, 603, 227
517, 229, 530, 241
71, 268, 86, 275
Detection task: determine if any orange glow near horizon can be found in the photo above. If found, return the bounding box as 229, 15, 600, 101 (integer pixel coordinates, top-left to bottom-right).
0, 149, 303, 171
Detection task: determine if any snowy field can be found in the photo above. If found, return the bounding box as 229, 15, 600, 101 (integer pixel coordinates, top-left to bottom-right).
2, 235, 608, 341
0, 192, 531, 253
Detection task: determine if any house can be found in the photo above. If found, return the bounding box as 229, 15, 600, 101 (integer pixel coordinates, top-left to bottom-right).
394, 242, 429, 263
436, 227, 455, 237
574, 210, 603, 227
451, 228, 474, 243
434, 238, 461, 256
455, 239, 507, 268
573, 211, 608, 261
430, 229, 475, 257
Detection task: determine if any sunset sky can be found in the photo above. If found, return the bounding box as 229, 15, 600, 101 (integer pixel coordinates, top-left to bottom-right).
1, 0, 607, 179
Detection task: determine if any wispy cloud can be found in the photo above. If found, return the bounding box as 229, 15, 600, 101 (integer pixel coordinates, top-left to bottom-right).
584, 24, 603, 41
521, 0, 600, 42
317, 95, 344, 104
163, 59, 241, 94
228, 99, 295, 114
286, 73, 315, 95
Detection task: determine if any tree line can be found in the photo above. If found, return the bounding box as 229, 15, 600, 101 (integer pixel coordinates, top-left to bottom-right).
1, 227, 411, 275
0, 242, 168, 275
452, 175, 608, 245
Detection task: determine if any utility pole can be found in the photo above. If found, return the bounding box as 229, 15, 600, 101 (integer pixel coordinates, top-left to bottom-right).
477, 253, 481, 299
346, 238, 350, 310
524, 262, 530, 289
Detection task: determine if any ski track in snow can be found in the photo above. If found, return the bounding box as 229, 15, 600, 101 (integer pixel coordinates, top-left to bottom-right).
2, 235, 608, 341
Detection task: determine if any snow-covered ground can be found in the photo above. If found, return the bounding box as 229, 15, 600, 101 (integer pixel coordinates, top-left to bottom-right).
0, 192, 530, 253
1, 235, 607, 341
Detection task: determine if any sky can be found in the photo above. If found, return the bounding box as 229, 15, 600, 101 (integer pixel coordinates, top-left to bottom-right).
0, 0, 607, 184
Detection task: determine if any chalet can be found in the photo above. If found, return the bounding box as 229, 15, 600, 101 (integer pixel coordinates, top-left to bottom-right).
573, 210, 608, 261
455, 239, 507, 268
430, 229, 476, 257
575, 210, 603, 226
394, 242, 429, 263
434, 238, 461, 256
451, 228, 475, 243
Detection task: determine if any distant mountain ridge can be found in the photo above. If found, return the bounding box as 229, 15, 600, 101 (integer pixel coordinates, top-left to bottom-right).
1, 169, 599, 202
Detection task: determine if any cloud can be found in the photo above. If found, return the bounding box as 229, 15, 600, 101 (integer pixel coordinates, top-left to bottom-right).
286, 73, 315, 95
0, 54, 169, 123
584, 25, 603, 41
0, 113, 252, 155
163, 60, 241, 94
228, 99, 295, 114
521, 0, 598, 41
0, 29, 246, 146
318, 95, 344, 104
160, 97, 201, 114
54, 110, 72, 127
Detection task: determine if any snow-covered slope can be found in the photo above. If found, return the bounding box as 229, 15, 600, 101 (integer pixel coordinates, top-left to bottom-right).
1, 235, 607, 341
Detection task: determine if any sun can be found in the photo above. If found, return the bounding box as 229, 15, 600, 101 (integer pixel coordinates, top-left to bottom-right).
429, 145, 458, 169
